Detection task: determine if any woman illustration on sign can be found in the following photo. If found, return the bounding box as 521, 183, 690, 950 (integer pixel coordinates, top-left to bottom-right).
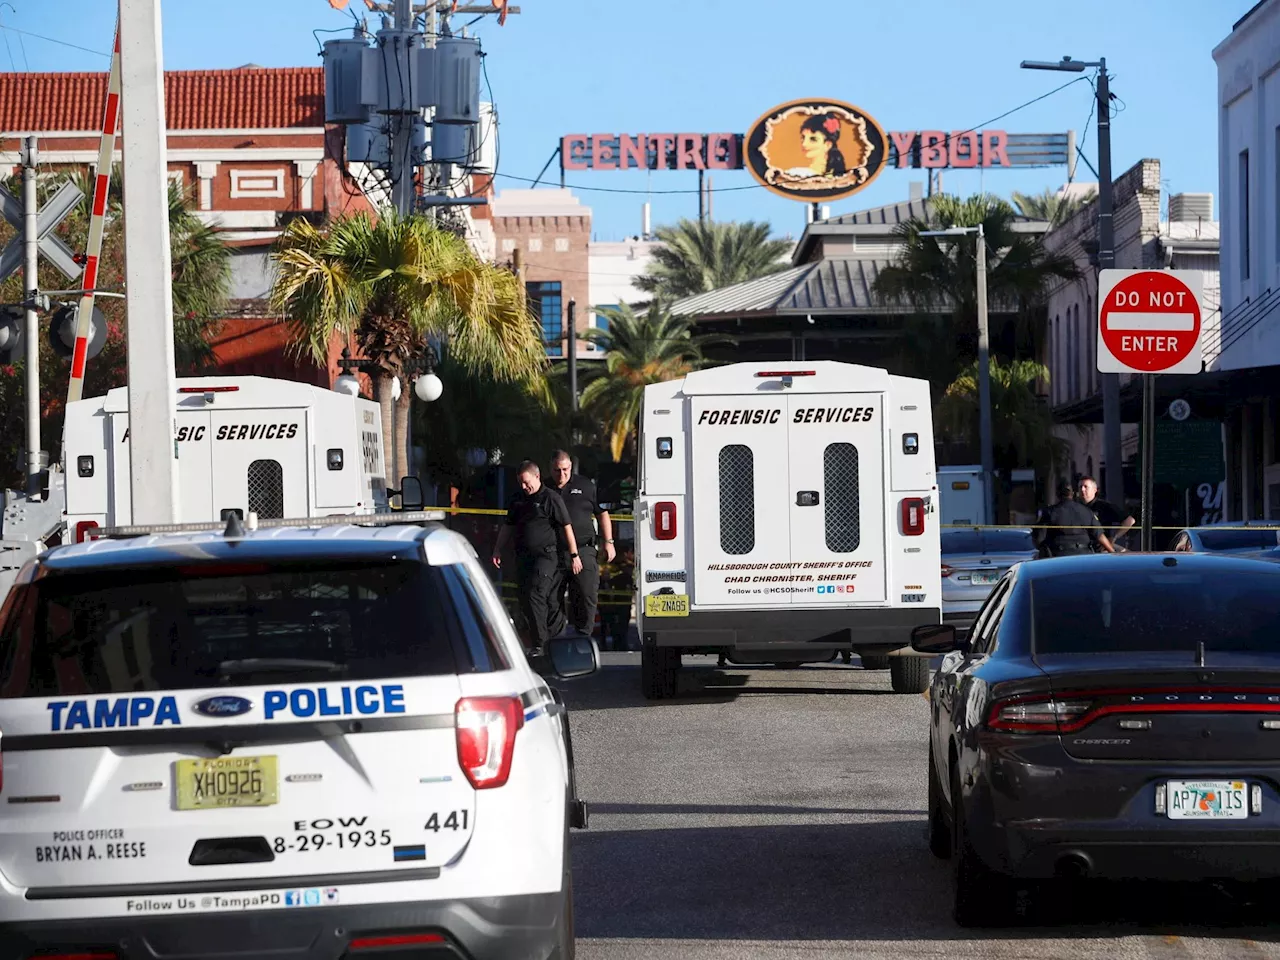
788, 113, 849, 179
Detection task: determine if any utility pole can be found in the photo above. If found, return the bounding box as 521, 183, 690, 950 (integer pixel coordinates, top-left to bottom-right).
567, 297, 578, 413
390, 0, 418, 216
119, 0, 180, 524
21, 138, 40, 498
1095, 61, 1123, 509
975, 222, 994, 526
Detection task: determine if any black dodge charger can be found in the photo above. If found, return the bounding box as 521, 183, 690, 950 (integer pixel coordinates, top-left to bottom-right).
912, 551, 1280, 926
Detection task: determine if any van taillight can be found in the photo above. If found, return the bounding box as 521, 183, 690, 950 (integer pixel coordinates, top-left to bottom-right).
654, 502, 677, 540
901, 498, 926, 536
74, 520, 99, 543
455, 696, 523, 789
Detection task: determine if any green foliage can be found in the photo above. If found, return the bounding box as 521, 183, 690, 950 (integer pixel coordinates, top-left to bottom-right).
1011, 186, 1097, 227
873, 192, 1079, 394
579, 300, 730, 461
936, 357, 1068, 481
635, 218, 792, 300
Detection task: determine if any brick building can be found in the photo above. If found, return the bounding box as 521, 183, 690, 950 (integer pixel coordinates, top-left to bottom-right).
489, 189, 591, 357
0, 66, 498, 387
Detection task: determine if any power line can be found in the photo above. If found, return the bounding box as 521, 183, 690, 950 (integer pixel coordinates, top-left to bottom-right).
0, 23, 110, 58
496, 76, 1091, 197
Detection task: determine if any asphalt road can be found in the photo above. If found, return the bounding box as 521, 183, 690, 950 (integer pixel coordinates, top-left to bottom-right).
561, 652, 1280, 960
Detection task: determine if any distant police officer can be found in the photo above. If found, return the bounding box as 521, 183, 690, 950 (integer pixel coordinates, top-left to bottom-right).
492, 461, 583, 655
1079, 474, 1136, 551
1038, 481, 1115, 557
548, 450, 615, 637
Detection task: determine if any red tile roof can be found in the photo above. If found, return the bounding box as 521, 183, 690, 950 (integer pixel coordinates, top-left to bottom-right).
0, 67, 324, 132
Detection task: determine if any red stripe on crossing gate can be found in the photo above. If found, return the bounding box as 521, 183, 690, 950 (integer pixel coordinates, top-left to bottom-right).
92, 176, 109, 217
102, 93, 120, 136
71, 338, 88, 379
82, 254, 99, 291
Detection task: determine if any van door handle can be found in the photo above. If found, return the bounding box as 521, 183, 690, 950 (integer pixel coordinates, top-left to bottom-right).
796, 491, 820, 506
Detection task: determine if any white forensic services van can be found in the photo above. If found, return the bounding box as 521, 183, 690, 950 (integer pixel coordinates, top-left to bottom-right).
62, 376, 390, 544
0, 518, 595, 959
634, 361, 942, 697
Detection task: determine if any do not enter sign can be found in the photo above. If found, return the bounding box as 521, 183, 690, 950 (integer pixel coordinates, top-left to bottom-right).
1096, 269, 1204, 375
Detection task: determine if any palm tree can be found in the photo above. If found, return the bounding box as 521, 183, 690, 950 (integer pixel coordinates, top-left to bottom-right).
936, 357, 1068, 483
269, 211, 547, 481
635, 219, 792, 300
579, 299, 730, 461
873, 193, 1079, 393
1011, 186, 1096, 227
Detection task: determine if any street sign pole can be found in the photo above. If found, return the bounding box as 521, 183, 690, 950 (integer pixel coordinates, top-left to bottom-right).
22, 137, 40, 497
1097, 268, 1204, 552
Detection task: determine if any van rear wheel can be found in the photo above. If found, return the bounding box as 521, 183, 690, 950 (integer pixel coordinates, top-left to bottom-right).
641, 642, 679, 700
889, 655, 930, 694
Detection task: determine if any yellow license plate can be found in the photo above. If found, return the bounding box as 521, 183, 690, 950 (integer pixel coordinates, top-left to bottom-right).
644, 594, 689, 617
175, 755, 279, 810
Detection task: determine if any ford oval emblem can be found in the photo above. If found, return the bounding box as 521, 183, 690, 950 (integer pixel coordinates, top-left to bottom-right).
192, 695, 254, 718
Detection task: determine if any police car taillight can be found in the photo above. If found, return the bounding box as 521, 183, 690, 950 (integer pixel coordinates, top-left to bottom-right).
455, 696, 524, 789
654, 502, 677, 540
901, 498, 926, 536
74, 520, 100, 544
350, 933, 446, 950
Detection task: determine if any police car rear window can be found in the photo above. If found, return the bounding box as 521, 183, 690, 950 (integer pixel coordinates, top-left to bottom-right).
0, 560, 477, 697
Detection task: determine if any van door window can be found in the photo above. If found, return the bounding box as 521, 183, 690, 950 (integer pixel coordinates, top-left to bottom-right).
823, 442, 861, 553
719, 444, 756, 555
248, 458, 285, 519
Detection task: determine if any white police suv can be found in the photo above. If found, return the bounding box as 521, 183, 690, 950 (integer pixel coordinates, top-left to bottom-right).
0, 517, 594, 960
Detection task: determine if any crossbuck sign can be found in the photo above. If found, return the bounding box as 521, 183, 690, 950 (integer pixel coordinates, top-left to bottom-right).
0, 180, 85, 285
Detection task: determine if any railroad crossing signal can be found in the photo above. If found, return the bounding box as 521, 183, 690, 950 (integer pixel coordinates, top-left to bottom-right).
0, 179, 85, 285
1097, 269, 1205, 375
0, 304, 22, 361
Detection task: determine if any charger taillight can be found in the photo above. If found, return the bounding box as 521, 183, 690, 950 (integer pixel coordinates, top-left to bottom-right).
455, 696, 523, 790
74, 520, 99, 544
987, 696, 1092, 733
901, 498, 926, 536
654, 501, 677, 540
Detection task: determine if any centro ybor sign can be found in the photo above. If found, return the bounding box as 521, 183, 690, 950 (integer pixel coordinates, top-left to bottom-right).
560, 99, 1074, 202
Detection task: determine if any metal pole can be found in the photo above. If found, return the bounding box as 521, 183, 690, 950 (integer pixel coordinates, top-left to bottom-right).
697, 170, 705, 223
21, 137, 40, 498
1096, 60, 1123, 509
975, 222, 994, 526
567, 299, 578, 412
119, 0, 180, 524
1140, 373, 1155, 551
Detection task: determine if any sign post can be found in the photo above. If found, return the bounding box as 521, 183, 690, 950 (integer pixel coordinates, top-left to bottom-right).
1096, 269, 1205, 551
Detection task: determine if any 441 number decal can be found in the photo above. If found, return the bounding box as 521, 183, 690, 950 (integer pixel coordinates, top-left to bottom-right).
425, 811, 469, 832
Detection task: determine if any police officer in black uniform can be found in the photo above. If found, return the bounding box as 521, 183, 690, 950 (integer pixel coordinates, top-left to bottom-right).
1038, 480, 1115, 557
547, 450, 615, 637
492, 461, 583, 655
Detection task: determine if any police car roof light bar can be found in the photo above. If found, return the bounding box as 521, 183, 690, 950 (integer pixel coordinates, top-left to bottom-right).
178, 385, 239, 393
97, 510, 449, 539
754, 370, 815, 377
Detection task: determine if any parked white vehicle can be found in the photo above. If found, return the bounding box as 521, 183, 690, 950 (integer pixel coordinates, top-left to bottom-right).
0, 517, 594, 959
633, 361, 942, 697
62, 375, 391, 543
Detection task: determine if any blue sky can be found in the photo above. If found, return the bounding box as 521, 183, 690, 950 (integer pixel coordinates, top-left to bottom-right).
0, 1, 1252, 241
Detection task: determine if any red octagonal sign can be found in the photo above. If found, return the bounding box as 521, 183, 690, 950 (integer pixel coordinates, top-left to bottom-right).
1097, 269, 1204, 375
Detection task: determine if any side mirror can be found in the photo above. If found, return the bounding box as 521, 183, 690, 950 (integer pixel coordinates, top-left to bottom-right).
911, 622, 959, 654
400, 476, 425, 511
539, 633, 600, 680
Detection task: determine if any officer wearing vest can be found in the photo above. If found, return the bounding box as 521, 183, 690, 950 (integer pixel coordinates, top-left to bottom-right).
1038, 481, 1115, 557
492, 461, 583, 655
548, 450, 615, 637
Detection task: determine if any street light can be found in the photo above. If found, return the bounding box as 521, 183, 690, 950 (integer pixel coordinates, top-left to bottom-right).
1021, 54, 1123, 510
920, 223, 994, 526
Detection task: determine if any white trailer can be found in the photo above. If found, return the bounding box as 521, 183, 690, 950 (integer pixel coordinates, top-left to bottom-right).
634, 361, 942, 697
938, 465, 989, 527
63, 375, 389, 542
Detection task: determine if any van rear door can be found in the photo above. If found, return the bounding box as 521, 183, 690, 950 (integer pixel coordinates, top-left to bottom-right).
689, 396, 791, 606
210, 409, 309, 520
786, 394, 887, 604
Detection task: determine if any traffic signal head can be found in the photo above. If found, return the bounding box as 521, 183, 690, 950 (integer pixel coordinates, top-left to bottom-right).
48, 304, 106, 362
0, 305, 22, 363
